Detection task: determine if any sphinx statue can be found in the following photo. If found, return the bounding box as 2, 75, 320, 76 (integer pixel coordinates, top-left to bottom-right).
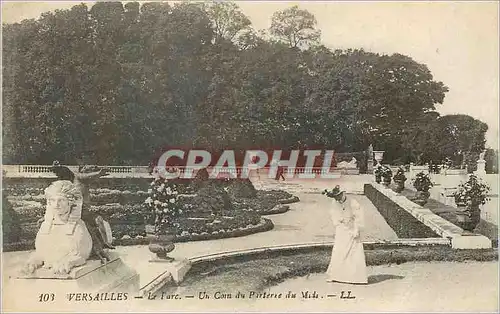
23, 180, 93, 275
49, 161, 114, 263
337, 157, 358, 169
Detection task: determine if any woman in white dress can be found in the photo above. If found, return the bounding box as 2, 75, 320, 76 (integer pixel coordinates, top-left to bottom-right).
323, 185, 368, 284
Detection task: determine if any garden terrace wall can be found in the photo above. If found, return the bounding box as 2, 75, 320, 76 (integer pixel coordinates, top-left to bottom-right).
364, 184, 440, 238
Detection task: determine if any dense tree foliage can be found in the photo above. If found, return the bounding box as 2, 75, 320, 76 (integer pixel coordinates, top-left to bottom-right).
2, 2, 487, 165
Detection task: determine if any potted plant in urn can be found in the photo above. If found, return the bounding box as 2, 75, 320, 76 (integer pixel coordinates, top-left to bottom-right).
144, 176, 183, 261
412, 172, 433, 206
393, 167, 407, 193
452, 174, 490, 232
380, 166, 393, 187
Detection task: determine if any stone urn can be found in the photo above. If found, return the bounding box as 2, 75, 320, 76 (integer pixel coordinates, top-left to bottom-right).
373, 151, 384, 165
393, 179, 406, 193
414, 190, 430, 206
146, 225, 175, 261
382, 176, 391, 187
455, 204, 480, 233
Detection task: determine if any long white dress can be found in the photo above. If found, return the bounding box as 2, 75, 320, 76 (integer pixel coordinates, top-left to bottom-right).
326, 197, 368, 284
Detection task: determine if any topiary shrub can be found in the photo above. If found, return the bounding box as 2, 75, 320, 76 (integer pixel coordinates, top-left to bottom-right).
226, 178, 257, 199
186, 183, 233, 216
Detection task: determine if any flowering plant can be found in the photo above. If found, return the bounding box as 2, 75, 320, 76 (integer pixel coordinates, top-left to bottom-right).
413, 172, 433, 192
144, 177, 183, 235
452, 174, 490, 207
381, 166, 392, 180
393, 167, 407, 182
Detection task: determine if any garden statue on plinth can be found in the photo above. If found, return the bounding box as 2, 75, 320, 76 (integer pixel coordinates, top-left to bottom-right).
23, 180, 92, 275
16, 178, 139, 294
452, 174, 490, 233
50, 161, 114, 263
475, 150, 487, 176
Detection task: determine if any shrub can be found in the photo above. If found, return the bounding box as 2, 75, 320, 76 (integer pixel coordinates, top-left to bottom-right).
393, 167, 407, 182
226, 178, 257, 199
453, 174, 490, 207
185, 183, 233, 216
412, 172, 433, 192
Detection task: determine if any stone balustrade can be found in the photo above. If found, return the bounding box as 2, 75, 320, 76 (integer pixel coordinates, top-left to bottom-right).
2, 165, 359, 178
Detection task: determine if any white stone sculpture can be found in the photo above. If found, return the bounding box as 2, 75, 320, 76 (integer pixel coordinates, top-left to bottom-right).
23, 180, 93, 275
479, 150, 486, 161
337, 157, 358, 169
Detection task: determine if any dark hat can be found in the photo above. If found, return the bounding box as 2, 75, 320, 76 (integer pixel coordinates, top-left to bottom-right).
322, 185, 345, 199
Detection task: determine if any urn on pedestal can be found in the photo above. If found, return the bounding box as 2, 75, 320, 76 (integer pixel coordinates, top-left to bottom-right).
452, 174, 490, 233
144, 177, 183, 262
412, 172, 433, 206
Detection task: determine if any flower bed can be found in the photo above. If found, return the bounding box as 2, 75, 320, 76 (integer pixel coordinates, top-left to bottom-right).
111, 217, 273, 246
230, 190, 298, 215
3, 176, 297, 251
91, 191, 148, 205
11, 200, 45, 223
4, 217, 274, 251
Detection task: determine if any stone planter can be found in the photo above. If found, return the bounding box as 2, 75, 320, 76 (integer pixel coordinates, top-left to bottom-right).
393, 179, 406, 193
455, 204, 480, 233
414, 190, 430, 206
146, 225, 175, 261
373, 151, 384, 165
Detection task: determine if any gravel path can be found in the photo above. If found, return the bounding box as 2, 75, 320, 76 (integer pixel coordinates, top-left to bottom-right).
259, 261, 499, 312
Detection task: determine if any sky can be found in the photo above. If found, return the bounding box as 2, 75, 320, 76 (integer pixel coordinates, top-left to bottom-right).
2, 1, 499, 149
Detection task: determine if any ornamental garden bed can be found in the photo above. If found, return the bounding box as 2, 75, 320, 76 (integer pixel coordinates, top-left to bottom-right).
3, 217, 274, 252
2, 176, 297, 251
226, 183, 299, 215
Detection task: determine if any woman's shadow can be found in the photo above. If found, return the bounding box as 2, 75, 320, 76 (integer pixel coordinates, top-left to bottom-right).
367, 274, 404, 285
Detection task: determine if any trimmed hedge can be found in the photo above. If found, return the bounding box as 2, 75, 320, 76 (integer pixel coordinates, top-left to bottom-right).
364, 184, 439, 238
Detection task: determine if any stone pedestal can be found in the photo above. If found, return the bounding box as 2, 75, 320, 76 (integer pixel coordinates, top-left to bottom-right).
12, 253, 139, 296
451, 234, 492, 249
139, 258, 191, 297
367, 159, 374, 174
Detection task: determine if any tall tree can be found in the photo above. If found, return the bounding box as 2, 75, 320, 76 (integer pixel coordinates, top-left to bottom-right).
204, 1, 251, 44
270, 5, 321, 49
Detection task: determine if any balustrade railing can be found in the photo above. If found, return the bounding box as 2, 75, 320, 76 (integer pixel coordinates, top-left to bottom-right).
2, 164, 357, 178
